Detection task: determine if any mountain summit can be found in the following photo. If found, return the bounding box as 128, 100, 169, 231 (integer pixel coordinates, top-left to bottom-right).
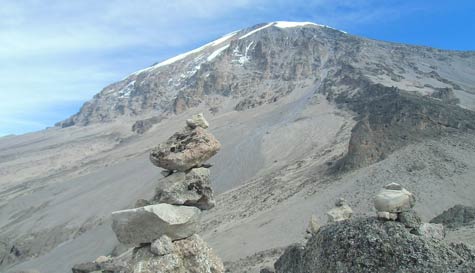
57, 21, 475, 128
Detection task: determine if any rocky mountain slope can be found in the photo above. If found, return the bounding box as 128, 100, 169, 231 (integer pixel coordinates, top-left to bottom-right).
1, 21, 475, 273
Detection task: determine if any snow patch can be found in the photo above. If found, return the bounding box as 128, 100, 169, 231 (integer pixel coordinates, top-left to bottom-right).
274, 21, 319, 28
117, 80, 135, 98
207, 45, 229, 61
131, 31, 238, 75
239, 23, 273, 39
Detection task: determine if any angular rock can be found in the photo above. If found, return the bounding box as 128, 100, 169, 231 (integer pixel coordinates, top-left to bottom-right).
150, 127, 221, 171
186, 113, 209, 129
377, 211, 398, 220
111, 204, 200, 244
154, 167, 215, 210
326, 198, 353, 223
415, 223, 446, 241
374, 183, 415, 213
397, 210, 422, 229
129, 234, 224, 273
306, 215, 321, 235
150, 235, 174, 256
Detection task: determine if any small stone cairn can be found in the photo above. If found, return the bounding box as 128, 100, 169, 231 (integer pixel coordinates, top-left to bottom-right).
374, 182, 445, 240
72, 113, 224, 273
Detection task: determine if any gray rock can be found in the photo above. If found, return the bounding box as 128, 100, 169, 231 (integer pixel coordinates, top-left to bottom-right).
415, 223, 446, 241
111, 204, 200, 244
374, 183, 415, 213
128, 234, 224, 273
150, 127, 221, 171
326, 199, 352, 223
397, 210, 422, 229
306, 215, 321, 235
275, 217, 475, 273
154, 167, 215, 210
186, 113, 209, 129
150, 235, 174, 256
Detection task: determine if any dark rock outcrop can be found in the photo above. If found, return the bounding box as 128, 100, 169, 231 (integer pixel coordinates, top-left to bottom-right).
275, 217, 475, 273
131, 116, 163, 134
431, 205, 475, 229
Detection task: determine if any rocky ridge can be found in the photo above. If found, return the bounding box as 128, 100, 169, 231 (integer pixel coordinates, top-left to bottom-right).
72, 114, 224, 273
273, 183, 475, 273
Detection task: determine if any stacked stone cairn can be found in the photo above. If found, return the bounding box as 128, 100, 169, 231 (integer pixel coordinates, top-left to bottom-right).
374, 182, 445, 240
72, 113, 224, 273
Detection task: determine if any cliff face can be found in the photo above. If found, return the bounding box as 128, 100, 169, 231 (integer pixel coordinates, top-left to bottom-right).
56, 22, 475, 127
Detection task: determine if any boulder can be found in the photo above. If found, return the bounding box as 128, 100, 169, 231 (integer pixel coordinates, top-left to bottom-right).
150, 127, 221, 171
374, 183, 415, 213
150, 235, 174, 256
154, 167, 215, 210
397, 210, 422, 229
186, 113, 209, 129
111, 204, 200, 244
326, 198, 353, 223
415, 223, 446, 241
275, 217, 475, 273
129, 234, 224, 273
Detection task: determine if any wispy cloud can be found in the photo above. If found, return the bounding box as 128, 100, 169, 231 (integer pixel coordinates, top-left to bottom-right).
0, 0, 465, 136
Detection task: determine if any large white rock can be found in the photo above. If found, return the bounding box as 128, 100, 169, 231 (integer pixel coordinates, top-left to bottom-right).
186, 113, 209, 129
327, 198, 353, 223
111, 204, 200, 245
374, 183, 416, 213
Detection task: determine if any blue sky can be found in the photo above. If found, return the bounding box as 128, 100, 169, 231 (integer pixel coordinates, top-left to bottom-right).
1, 0, 474, 136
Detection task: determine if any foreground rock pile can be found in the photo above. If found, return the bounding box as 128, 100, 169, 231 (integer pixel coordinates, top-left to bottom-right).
72, 113, 224, 273
273, 183, 475, 273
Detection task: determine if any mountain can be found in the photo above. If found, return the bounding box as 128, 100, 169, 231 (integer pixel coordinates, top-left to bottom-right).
1, 21, 475, 273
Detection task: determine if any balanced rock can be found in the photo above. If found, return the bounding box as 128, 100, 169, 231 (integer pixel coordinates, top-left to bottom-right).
154, 167, 215, 210
150, 127, 221, 171
374, 183, 415, 214
186, 113, 209, 129
129, 234, 224, 273
415, 223, 446, 241
111, 204, 200, 244
326, 198, 353, 223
